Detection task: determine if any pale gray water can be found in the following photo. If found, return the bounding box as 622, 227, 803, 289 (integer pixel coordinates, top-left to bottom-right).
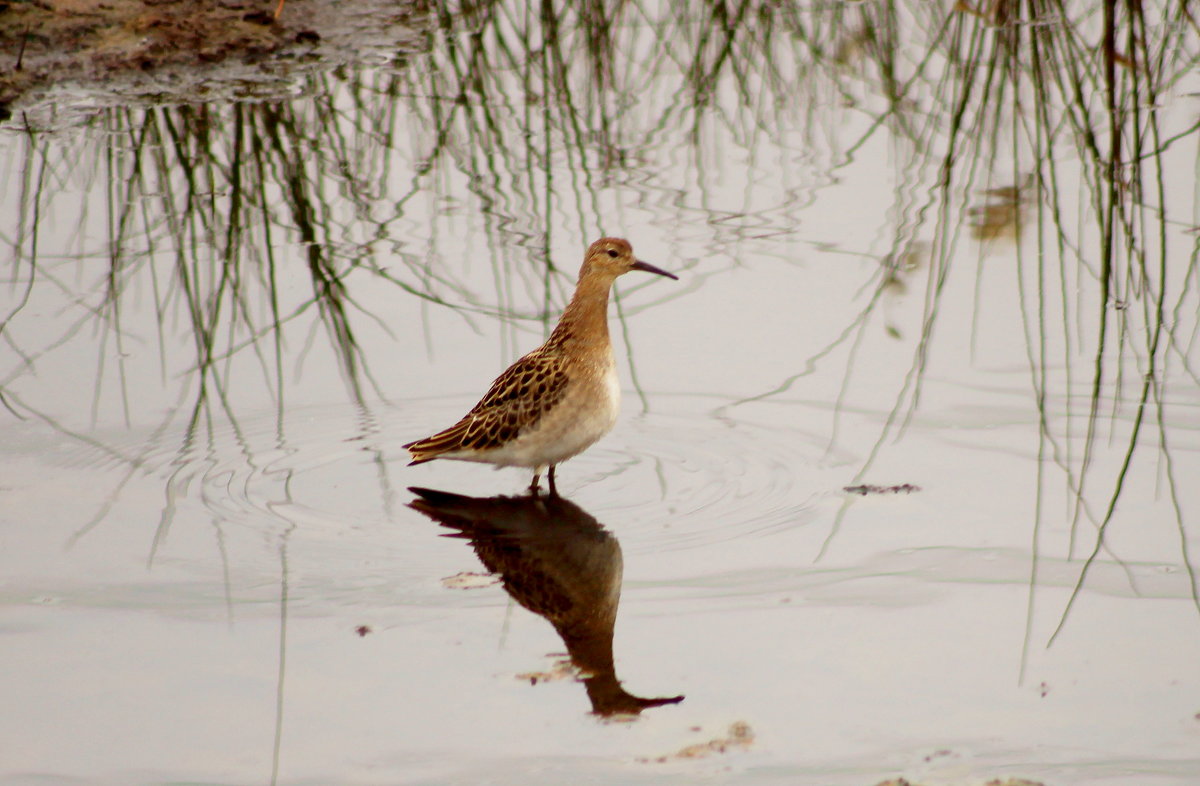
2, 2, 1199, 784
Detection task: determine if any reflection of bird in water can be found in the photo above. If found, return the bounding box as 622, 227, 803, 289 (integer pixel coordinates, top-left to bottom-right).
404, 238, 677, 496
408, 487, 684, 717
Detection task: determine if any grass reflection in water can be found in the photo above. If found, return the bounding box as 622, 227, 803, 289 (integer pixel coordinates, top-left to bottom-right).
2, 0, 1198, 658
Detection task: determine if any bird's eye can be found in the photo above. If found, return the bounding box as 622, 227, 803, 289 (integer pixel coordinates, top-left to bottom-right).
606, 249, 618, 258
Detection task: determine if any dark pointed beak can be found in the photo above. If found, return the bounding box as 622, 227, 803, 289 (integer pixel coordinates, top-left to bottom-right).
631, 260, 679, 280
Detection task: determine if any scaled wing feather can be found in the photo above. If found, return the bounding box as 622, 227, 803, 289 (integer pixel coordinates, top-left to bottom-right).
404, 348, 569, 463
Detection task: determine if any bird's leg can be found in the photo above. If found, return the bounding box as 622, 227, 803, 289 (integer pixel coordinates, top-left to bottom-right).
547, 465, 558, 497
529, 471, 541, 495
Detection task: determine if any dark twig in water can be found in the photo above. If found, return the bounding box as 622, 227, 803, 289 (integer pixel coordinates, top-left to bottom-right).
843, 483, 921, 496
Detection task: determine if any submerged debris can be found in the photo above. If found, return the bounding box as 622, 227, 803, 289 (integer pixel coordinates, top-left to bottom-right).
441, 571, 500, 590
968, 176, 1032, 243
639, 721, 753, 763
516, 658, 579, 686
843, 483, 922, 496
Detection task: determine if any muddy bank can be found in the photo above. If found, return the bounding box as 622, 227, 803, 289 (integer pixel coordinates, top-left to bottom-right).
0, 0, 424, 117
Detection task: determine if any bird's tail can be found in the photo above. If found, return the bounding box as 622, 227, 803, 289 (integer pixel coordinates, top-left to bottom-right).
404, 421, 471, 466
402, 439, 438, 466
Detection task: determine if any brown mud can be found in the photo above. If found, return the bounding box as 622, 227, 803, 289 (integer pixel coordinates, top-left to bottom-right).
0, 0, 424, 117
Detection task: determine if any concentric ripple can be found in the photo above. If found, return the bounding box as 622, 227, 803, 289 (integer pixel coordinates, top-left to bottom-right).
534, 411, 848, 552
45, 395, 854, 566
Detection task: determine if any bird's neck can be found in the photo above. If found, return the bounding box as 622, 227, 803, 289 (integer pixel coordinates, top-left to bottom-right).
548, 272, 614, 353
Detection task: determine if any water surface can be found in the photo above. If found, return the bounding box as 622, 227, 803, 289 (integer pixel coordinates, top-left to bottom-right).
2, 2, 1199, 784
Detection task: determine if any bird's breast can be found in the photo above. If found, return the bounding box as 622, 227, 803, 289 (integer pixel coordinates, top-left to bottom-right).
517, 356, 619, 467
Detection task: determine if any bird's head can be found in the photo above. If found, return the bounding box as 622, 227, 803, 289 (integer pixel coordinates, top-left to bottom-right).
579, 237, 678, 282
